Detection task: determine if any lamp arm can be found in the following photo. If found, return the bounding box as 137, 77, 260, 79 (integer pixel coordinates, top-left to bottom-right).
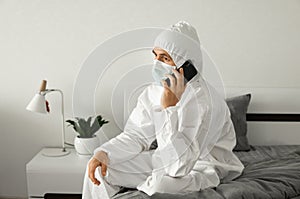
41, 89, 66, 152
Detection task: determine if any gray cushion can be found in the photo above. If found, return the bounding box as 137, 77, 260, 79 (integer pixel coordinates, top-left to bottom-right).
226, 93, 251, 151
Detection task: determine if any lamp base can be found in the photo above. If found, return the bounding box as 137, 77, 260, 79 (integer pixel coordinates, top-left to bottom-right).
42, 148, 71, 157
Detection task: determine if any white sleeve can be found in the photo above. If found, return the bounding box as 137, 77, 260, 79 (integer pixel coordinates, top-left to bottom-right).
94, 93, 155, 165
151, 96, 209, 177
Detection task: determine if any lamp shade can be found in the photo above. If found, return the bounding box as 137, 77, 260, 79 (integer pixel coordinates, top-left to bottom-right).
26, 93, 47, 114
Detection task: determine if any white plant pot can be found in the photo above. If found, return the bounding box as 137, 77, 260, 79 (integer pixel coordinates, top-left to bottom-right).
74, 136, 100, 155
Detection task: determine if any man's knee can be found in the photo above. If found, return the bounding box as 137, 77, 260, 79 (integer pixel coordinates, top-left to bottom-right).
144, 175, 189, 194
144, 173, 209, 194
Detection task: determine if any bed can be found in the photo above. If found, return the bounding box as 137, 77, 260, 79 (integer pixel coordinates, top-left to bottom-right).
113, 145, 300, 199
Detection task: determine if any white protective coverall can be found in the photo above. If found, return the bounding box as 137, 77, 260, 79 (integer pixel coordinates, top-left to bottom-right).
82, 21, 244, 198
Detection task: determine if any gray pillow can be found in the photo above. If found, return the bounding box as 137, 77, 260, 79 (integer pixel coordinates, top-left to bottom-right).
226, 93, 251, 151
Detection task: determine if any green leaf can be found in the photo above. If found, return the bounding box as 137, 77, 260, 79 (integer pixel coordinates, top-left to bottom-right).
89, 116, 99, 135
74, 122, 86, 137
87, 117, 92, 127
78, 118, 90, 136
65, 120, 77, 132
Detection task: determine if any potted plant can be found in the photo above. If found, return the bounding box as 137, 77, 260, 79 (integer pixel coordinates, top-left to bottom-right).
66, 115, 109, 155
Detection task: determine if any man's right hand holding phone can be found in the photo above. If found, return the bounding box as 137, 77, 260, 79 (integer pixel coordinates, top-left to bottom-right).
161, 68, 186, 109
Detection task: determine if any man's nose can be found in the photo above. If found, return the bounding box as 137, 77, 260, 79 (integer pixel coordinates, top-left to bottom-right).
154, 56, 162, 62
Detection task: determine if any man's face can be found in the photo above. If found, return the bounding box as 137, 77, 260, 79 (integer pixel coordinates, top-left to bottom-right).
152, 47, 176, 66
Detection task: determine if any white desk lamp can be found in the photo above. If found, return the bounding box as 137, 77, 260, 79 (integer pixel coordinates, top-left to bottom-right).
26, 80, 70, 157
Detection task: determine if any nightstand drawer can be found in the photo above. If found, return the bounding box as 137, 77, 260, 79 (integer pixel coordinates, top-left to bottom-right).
26, 148, 90, 198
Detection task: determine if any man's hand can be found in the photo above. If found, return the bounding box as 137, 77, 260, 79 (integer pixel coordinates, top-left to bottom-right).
161, 68, 186, 109
88, 151, 109, 186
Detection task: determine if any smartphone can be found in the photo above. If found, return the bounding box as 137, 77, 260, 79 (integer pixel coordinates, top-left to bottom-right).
165, 60, 198, 87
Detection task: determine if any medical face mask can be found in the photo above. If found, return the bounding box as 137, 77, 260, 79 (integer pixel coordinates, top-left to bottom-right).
152, 59, 176, 86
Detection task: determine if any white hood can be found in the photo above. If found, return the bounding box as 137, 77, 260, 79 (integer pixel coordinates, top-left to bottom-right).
154, 21, 203, 74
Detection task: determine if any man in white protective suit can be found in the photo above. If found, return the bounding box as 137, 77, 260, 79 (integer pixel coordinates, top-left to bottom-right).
82, 21, 244, 198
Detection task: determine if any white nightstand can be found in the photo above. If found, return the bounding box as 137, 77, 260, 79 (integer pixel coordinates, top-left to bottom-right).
26, 148, 90, 199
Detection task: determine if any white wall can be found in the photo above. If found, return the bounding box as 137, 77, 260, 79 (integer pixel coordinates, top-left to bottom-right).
0, 0, 299, 197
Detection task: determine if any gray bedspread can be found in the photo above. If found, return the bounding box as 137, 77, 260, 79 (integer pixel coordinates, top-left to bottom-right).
113, 145, 300, 199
